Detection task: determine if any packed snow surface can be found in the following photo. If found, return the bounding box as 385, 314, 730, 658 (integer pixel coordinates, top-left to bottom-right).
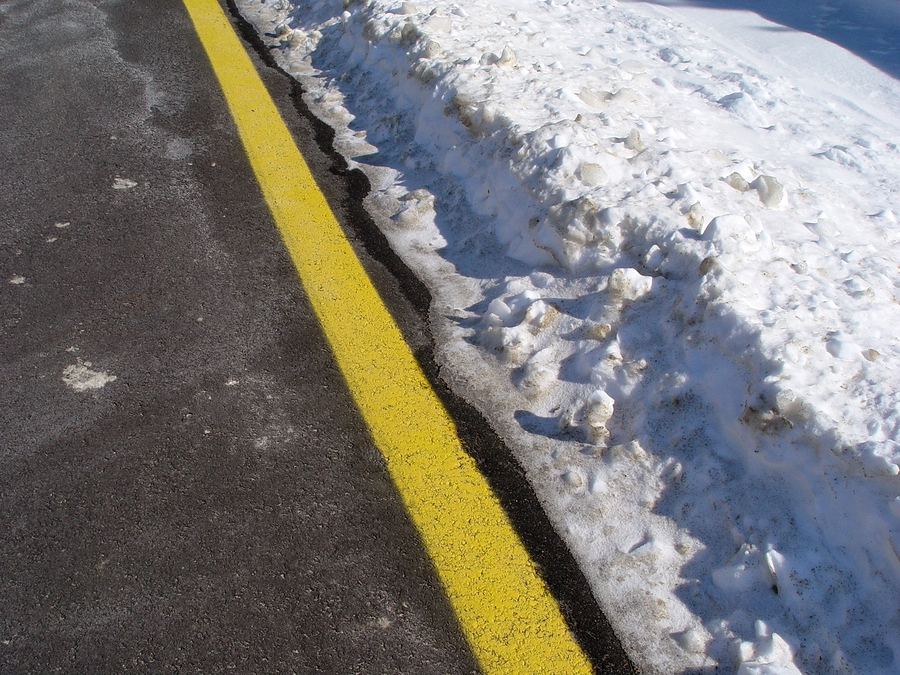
237, 0, 900, 672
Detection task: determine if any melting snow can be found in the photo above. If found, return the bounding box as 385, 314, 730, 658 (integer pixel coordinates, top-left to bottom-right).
62, 361, 117, 391
112, 177, 138, 190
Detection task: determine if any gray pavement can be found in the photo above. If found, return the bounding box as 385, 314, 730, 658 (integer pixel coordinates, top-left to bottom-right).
0, 0, 478, 671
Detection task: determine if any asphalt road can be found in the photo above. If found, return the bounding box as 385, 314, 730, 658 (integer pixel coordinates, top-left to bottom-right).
0, 0, 634, 672
0, 0, 477, 671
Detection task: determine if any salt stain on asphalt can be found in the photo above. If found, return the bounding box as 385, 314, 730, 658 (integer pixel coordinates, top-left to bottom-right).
62, 361, 117, 391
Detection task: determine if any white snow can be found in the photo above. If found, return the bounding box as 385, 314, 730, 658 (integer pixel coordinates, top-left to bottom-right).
236, 0, 900, 672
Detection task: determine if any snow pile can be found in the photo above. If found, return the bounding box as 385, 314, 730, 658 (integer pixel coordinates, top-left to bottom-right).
236, 0, 900, 672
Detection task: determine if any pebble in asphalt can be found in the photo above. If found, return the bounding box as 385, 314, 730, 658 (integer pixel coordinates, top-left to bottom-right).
0, 0, 479, 671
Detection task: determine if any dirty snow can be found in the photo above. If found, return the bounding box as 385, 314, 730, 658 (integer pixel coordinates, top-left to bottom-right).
236, 0, 900, 672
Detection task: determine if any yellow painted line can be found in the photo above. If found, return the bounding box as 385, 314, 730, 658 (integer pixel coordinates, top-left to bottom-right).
182, 1, 594, 672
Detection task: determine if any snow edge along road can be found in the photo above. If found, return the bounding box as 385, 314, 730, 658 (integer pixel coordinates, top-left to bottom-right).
180, 0, 618, 672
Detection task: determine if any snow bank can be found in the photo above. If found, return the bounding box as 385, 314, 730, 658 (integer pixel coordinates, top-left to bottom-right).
236, 0, 900, 672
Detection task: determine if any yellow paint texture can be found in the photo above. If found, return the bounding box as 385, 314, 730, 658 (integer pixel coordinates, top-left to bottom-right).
181, 0, 594, 672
